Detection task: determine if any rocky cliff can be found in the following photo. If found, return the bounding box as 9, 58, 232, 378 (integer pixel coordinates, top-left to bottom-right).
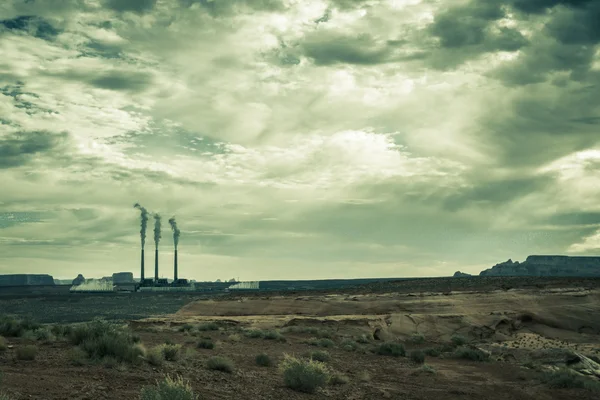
479, 255, 600, 277
453, 271, 472, 277
0, 274, 55, 286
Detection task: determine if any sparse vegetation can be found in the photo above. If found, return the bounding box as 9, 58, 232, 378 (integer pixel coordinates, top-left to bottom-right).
263, 330, 286, 342
310, 350, 330, 362
0, 315, 40, 338
329, 373, 350, 385
146, 346, 165, 366
178, 324, 194, 332
340, 339, 357, 351
139, 375, 197, 400
409, 333, 425, 344
451, 334, 468, 346
197, 339, 214, 349
376, 342, 406, 357
207, 356, 234, 373
280, 355, 330, 394
161, 344, 182, 361
197, 322, 219, 332
420, 364, 436, 374
453, 347, 489, 362
244, 329, 264, 338
540, 368, 600, 392
67, 347, 88, 366
16, 345, 37, 360
255, 353, 273, 367
423, 347, 441, 357
228, 334, 242, 342
356, 334, 371, 344
0, 337, 6, 352
410, 350, 426, 364
309, 338, 334, 348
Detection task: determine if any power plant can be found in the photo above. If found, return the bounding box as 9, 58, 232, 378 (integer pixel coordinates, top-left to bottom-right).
134, 204, 189, 291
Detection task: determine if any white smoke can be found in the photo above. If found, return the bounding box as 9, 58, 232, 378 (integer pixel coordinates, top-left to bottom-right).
70, 280, 114, 292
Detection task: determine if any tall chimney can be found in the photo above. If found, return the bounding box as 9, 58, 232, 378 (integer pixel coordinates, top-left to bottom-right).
174, 249, 178, 281
141, 249, 145, 281
154, 249, 159, 281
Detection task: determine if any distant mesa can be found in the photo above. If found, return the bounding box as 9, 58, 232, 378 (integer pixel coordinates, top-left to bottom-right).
479, 255, 600, 277
453, 271, 472, 277
72, 274, 85, 286
0, 274, 55, 286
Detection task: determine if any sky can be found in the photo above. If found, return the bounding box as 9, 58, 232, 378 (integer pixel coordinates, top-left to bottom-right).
0, 0, 599, 281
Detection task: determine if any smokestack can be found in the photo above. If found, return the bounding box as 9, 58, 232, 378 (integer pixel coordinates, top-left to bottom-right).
174, 249, 178, 281
168, 217, 180, 282
153, 214, 162, 281
141, 249, 145, 281
134, 203, 149, 282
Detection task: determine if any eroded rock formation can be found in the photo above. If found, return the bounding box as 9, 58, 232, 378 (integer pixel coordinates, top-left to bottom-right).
480, 255, 600, 277
0, 274, 55, 286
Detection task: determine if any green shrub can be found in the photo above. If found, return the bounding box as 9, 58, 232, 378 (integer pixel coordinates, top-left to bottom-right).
244, 329, 264, 338
0, 316, 27, 337
376, 343, 405, 357
340, 339, 357, 351
207, 356, 234, 373
453, 347, 489, 362
178, 324, 194, 332
197, 339, 214, 349
197, 322, 219, 332
280, 355, 330, 394
50, 324, 72, 338
356, 334, 371, 344
16, 345, 37, 360
228, 334, 241, 342
423, 347, 441, 357
67, 348, 88, 366
409, 333, 425, 344
0, 336, 6, 352
161, 344, 182, 361
316, 338, 334, 348
34, 328, 54, 342
330, 374, 350, 385
541, 369, 600, 391
421, 364, 436, 374
310, 350, 330, 362
410, 350, 425, 364
146, 346, 165, 366
255, 353, 273, 367
263, 330, 286, 342
450, 334, 467, 346
71, 319, 144, 364
139, 375, 197, 400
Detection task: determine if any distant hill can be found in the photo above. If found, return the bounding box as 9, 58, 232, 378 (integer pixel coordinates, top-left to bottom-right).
479, 255, 600, 277
0, 274, 55, 286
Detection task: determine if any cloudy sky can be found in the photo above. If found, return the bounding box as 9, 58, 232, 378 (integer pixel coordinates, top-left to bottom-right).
0, 0, 599, 281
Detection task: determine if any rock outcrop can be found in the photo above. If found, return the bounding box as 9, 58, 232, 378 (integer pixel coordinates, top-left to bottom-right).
480, 256, 600, 277
0, 274, 55, 286
453, 271, 472, 277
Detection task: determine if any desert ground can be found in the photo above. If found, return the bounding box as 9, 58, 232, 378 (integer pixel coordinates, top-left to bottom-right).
1, 277, 599, 399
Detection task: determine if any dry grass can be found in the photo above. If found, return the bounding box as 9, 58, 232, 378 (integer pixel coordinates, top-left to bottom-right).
280, 354, 330, 394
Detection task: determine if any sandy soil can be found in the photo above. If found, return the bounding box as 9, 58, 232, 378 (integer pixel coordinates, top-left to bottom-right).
1, 284, 599, 399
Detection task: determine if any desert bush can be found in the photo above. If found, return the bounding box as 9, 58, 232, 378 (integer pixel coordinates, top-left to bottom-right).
197, 322, 219, 332
314, 338, 334, 348
161, 344, 182, 361
146, 346, 165, 366
244, 329, 264, 338
0, 337, 6, 352
67, 347, 88, 366
178, 324, 194, 332
340, 339, 357, 351
16, 345, 37, 360
450, 334, 467, 346
197, 339, 214, 349
541, 369, 600, 392
71, 319, 144, 364
356, 334, 371, 344
409, 333, 425, 344
423, 347, 441, 357
410, 350, 426, 364
263, 330, 286, 342
255, 353, 273, 367
280, 355, 330, 394
453, 347, 489, 362
103, 356, 119, 369
207, 356, 234, 373
376, 343, 406, 357
34, 328, 55, 342
0, 394, 13, 400
310, 350, 330, 362
139, 375, 197, 400
0, 316, 25, 337
228, 334, 242, 342
421, 364, 436, 374
330, 373, 350, 385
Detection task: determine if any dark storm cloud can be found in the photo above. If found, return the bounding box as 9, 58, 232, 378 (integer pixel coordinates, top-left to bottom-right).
302, 33, 394, 65
509, 0, 595, 14
103, 0, 157, 14
546, 212, 600, 226
178, 0, 285, 17
0, 15, 61, 40
90, 71, 154, 92
0, 130, 68, 168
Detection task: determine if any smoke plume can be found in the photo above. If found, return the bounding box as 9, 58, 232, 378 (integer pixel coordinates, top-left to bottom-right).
153, 213, 162, 248
133, 203, 149, 249
168, 217, 180, 249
